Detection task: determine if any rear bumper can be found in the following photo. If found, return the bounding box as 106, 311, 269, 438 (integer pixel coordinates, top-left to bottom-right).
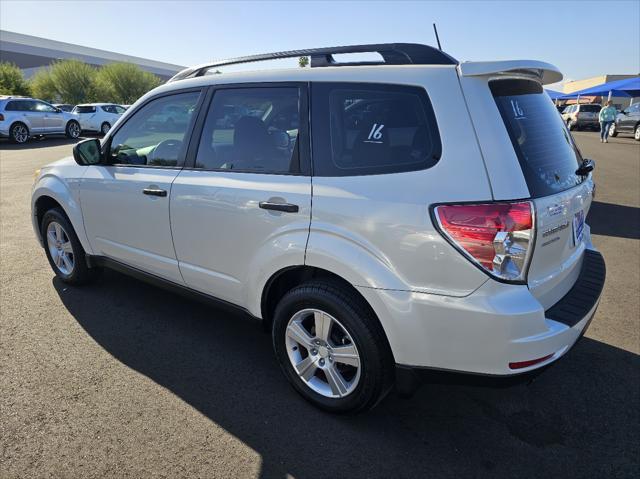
359, 249, 605, 376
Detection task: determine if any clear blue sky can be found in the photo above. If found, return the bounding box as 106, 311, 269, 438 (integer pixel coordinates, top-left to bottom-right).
1, 0, 639, 89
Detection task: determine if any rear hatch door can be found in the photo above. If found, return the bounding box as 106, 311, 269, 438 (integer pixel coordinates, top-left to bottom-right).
459, 66, 595, 309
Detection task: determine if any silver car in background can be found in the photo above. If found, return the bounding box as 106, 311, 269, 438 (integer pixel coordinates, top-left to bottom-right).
0, 96, 81, 143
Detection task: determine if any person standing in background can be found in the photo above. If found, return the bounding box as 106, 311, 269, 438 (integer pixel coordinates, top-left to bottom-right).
599, 100, 617, 143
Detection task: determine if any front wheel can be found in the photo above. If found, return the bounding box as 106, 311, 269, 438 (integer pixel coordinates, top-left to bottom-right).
100, 122, 111, 136
272, 280, 394, 413
567, 119, 575, 131
41, 208, 100, 285
65, 120, 81, 139
609, 123, 618, 137
635, 125, 640, 141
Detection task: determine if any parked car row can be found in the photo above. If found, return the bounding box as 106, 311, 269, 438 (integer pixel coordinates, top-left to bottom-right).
0, 96, 128, 144
609, 103, 640, 140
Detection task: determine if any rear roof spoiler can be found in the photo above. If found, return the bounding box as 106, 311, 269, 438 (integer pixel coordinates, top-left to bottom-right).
459, 60, 562, 85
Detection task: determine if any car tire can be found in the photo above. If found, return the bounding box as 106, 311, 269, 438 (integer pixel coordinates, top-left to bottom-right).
272, 280, 394, 414
41, 208, 100, 285
100, 122, 111, 136
567, 119, 575, 131
65, 120, 81, 139
635, 125, 640, 142
10, 122, 29, 144
609, 123, 618, 137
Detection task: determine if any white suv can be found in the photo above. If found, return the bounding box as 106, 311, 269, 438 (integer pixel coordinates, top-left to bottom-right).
72, 103, 126, 135
31, 44, 605, 413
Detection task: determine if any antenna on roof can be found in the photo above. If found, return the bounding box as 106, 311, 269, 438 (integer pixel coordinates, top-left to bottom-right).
433, 23, 442, 51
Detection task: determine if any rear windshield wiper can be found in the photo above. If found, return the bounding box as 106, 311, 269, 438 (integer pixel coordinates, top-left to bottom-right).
576, 159, 595, 176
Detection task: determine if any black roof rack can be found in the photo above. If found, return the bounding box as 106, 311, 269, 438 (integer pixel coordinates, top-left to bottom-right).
167, 43, 457, 83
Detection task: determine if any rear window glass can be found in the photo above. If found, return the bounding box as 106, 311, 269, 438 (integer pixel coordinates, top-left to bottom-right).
311, 83, 441, 176
490, 79, 584, 198
74, 106, 96, 113
580, 105, 601, 112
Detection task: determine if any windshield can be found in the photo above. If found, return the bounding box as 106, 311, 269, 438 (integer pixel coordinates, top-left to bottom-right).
490, 79, 584, 198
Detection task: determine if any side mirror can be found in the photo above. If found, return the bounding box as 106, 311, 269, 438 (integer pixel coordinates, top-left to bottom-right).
73, 138, 102, 166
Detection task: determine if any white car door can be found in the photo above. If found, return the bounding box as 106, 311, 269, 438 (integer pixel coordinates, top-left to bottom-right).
81, 90, 204, 284
171, 85, 311, 307
74, 105, 97, 130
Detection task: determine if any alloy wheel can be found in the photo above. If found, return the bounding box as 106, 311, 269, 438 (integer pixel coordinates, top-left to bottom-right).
635, 126, 640, 141
285, 308, 361, 398
68, 122, 81, 138
12, 124, 28, 143
101, 123, 111, 135
609, 123, 616, 136
46, 221, 75, 275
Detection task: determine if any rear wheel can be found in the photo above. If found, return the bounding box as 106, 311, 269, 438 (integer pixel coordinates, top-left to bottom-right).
65, 120, 81, 139
10, 122, 29, 143
567, 119, 575, 131
272, 280, 394, 413
609, 123, 618, 137
635, 125, 640, 141
41, 208, 99, 285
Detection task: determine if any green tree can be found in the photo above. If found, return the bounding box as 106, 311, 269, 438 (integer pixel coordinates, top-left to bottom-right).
30, 68, 58, 102
298, 56, 309, 68
93, 63, 162, 104
0, 62, 31, 96
31, 60, 97, 104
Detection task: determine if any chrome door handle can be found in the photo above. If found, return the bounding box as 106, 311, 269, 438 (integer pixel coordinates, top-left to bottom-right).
259, 201, 299, 213
143, 188, 167, 197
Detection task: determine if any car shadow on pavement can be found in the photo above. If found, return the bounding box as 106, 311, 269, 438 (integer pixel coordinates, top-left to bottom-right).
53, 270, 639, 479
588, 201, 640, 240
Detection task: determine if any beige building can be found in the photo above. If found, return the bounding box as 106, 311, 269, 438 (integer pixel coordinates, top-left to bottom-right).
562, 74, 639, 108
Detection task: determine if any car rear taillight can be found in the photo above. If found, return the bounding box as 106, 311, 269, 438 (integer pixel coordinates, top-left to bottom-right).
434, 201, 535, 283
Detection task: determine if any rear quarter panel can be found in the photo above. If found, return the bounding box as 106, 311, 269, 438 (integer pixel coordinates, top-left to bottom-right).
306, 67, 493, 296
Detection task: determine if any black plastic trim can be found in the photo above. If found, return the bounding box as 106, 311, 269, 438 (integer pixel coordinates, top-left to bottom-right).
546, 249, 606, 328
88, 256, 257, 319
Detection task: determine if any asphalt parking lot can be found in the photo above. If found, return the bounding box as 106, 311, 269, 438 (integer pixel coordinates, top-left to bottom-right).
1, 132, 638, 478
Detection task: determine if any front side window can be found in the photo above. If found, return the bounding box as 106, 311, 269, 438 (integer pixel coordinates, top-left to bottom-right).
194, 87, 301, 173
311, 83, 441, 176
107, 92, 200, 167
34, 101, 57, 112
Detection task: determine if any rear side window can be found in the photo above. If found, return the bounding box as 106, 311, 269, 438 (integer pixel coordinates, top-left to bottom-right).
311, 83, 441, 176
490, 79, 584, 198
5, 100, 26, 111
